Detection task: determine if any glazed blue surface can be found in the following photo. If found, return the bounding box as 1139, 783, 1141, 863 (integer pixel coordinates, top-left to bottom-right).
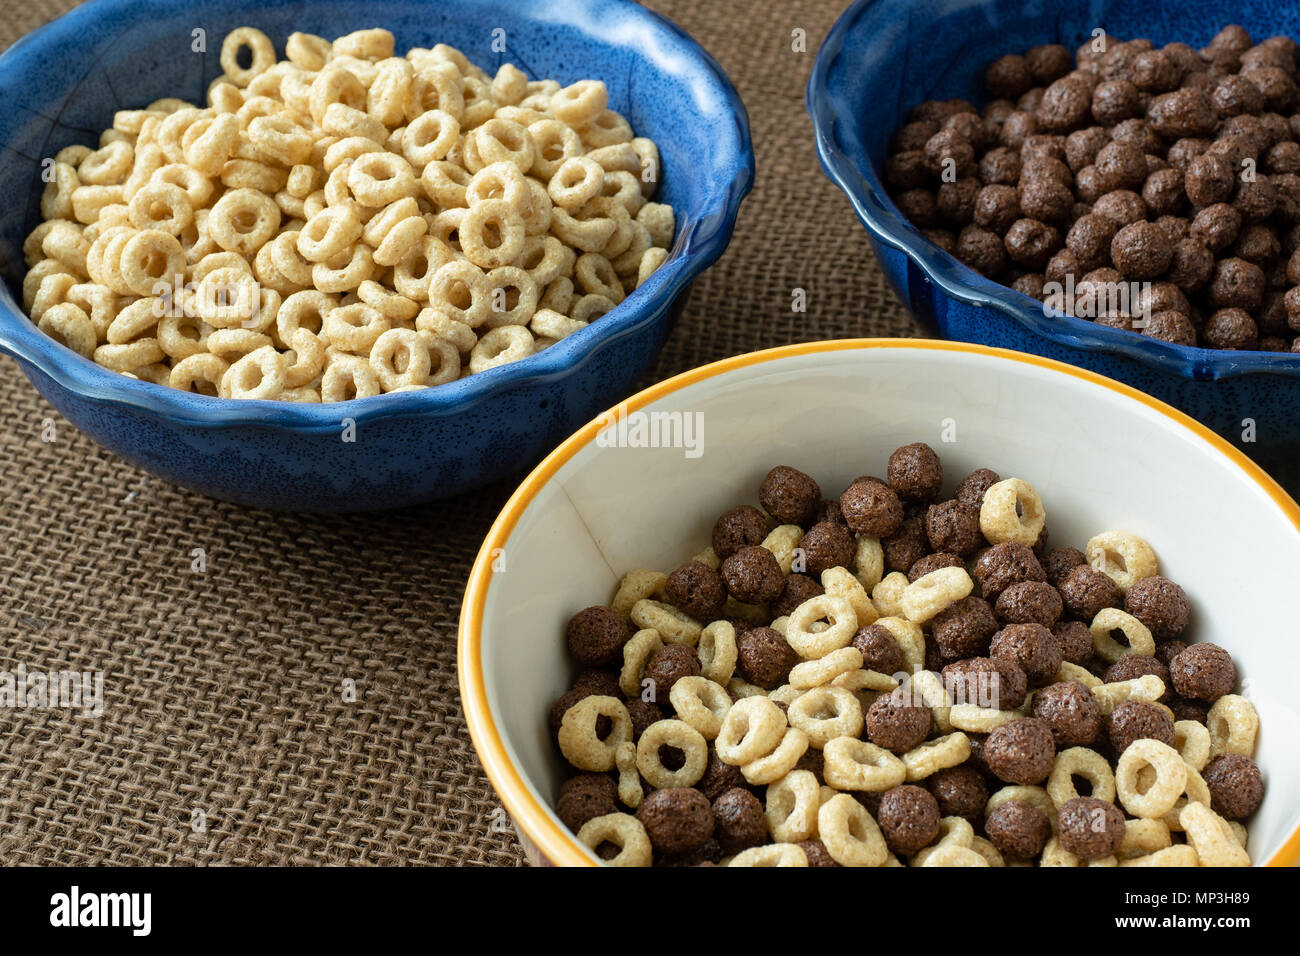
0, 0, 754, 510
809, 0, 1300, 489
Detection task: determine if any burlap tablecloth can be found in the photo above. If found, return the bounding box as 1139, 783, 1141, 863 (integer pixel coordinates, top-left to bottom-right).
0, 0, 916, 865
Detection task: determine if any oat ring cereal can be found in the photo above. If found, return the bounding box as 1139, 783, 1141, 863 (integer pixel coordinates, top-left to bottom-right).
1116, 739, 1188, 819
728, 844, 808, 867
667, 676, 731, 740
979, 478, 1046, 547
635, 719, 707, 789
741, 727, 809, 785
901, 732, 971, 781
822, 737, 907, 792
818, 793, 890, 867
575, 813, 652, 868
1180, 803, 1250, 868
1207, 695, 1260, 758
789, 646, 863, 690
697, 620, 737, 684
618, 628, 663, 697
1085, 531, 1159, 593
557, 695, 631, 772
1089, 607, 1156, 663
786, 594, 858, 659
1047, 747, 1117, 807
900, 566, 973, 623
714, 696, 787, 766
629, 599, 701, 646
765, 770, 821, 843
787, 686, 865, 748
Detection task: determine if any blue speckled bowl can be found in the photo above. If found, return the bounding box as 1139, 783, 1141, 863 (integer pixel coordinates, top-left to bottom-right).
0, 0, 753, 511
809, 0, 1300, 488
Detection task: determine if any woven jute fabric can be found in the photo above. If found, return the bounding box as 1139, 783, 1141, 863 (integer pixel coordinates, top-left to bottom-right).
0, 0, 919, 865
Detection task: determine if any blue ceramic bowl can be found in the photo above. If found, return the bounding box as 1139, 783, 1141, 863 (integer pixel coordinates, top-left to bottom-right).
809, 0, 1300, 488
0, 0, 753, 511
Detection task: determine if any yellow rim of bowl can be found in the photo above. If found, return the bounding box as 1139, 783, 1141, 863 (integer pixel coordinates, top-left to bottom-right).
458, 337, 1300, 868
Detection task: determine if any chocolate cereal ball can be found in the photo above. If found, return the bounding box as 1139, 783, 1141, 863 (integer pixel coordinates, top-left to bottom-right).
665, 560, 726, 622
626, 697, 664, 740
721, 545, 785, 605
696, 748, 746, 801
1124, 575, 1190, 639
556, 774, 619, 832
711, 787, 768, 854
991, 623, 1063, 685
1106, 699, 1176, 753
636, 787, 714, 855
852, 623, 905, 675
1030, 681, 1102, 747
1143, 310, 1198, 345
840, 477, 904, 538
925, 500, 984, 556
1167, 238, 1215, 290
877, 785, 942, 855
1203, 754, 1265, 820
759, 465, 822, 526
1054, 620, 1095, 665
986, 54, 1034, 98
943, 656, 1027, 710
736, 626, 798, 690
1037, 76, 1093, 132
882, 516, 930, 574
566, 606, 633, 668
771, 573, 823, 619
712, 505, 769, 560
1169, 643, 1237, 701
926, 765, 988, 820
1040, 546, 1086, 587
888, 442, 944, 502
643, 644, 701, 700
1111, 220, 1173, 278
1059, 564, 1121, 621
931, 596, 999, 659
1191, 203, 1242, 253
1057, 797, 1125, 859
1027, 44, 1072, 84
986, 800, 1052, 859
985, 718, 1057, 785
973, 542, 1046, 602
866, 689, 932, 753
1186, 152, 1237, 206
1209, 259, 1266, 312
798, 839, 842, 867
955, 467, 1001, 509
798, 520, 856, 576
995, 581, 1064, 628
1104, 655, 1172, 702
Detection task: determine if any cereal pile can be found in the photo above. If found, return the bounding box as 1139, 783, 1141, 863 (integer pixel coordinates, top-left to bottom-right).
550, 445, 1264, 866
885, 25, 1300, 352
23, 27, 673, 401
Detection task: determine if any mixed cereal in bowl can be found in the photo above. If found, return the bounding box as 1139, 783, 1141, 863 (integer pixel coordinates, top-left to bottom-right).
549, 445, 1262, 867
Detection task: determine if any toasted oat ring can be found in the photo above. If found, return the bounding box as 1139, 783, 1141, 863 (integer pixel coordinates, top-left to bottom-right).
1089, 607, 1155, 663
459, 198, 526, 269
698, 620, 738, 684
168, 353, 229, 396
465, 160, 530, 209
224, 345, 286, 400
1118, 818, 1172, 860
790, 647, 863, 690
94, 339, 164, 372
368, 327, 430, 391
206, 187, 281, 256
344, 150, 416, 207
947, 703, 1022, 733
550, 79, 608, 127
1116, 738, 1188, 819
979, 478, 1046, 547
1119, 844, 1199, 867
403, 109, 460, 168
220, 27, 276, 86
617, 628, 662, 698
610, 569, 666, 618
276, 289, 336, 343
787, 686, 864, 748
1180, 802, 1250, 867
429, 259, 493, 328
420, 160, 471, 208
901, 567, 974, 623
872, 572, 910, 618
822, 736, 907, 791
207, 329, 273, 362
548, 156, 604, 210
323, 303, 390, 355
786, 594, 858, 659
629, 599, 701, 646
901, 732, 971, 781
1047, 746, 1117, 807
574, 252, 624, 304
557, 695, 631, 772
669, 676, 731, 740
742, 727, 809, 785
1093, 674, 1165, 715
907, 669, 955, 731
128, 181, 194, 235
918, 844, 990, 867
281, 328, 325, 388
817, 792, 889, 866
715, 696, 787, 766
298, 206, 363, 262
481, 265, 539, 330
636, 718, 707, 789
765, 770, 820, 843
728, 844, 808, 867
106, 297, 162, 345
821, 567, 878, 630
575, 813, 651, 867
1085, 531, 1158, 593
37, 302, 96, 358
468, 117, 535, 173
1207, 694, 1259, 758
320, 354, 382, 402
312, 244, 374, 294
118, 229, 185, 296
1173, 720, 1212, 771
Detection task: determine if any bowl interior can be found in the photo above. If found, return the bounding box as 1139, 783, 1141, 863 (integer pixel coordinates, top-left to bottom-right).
471, 341, 1300, 865
0, 0, 750, 415
812, 0, 1300, 377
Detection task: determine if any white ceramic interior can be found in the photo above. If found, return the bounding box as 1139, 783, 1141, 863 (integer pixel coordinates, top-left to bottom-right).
463, 341, 1300, 866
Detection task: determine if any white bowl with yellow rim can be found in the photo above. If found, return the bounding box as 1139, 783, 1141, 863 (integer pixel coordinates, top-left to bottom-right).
459, 339, 1300, 867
